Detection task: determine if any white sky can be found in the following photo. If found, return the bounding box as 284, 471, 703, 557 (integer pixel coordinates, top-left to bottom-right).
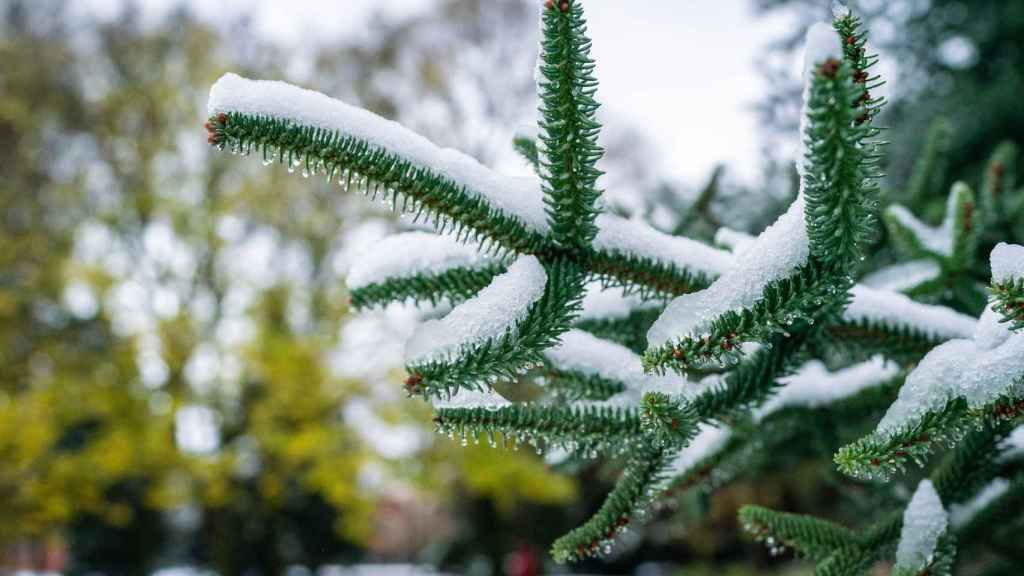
93, 0, 798, 186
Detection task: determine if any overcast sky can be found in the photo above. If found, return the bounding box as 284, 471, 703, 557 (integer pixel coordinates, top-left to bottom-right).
91, 0, 801, 186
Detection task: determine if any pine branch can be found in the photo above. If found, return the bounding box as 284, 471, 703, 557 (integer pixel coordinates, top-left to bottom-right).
349, 262, 505, 310
689, 327, 811, 423
538, 0, 604, 250
835, 392, 1024, 483
206, 110, 548, 255
992, 277, 1024, 332
587, 246, 718, 299
406, 259, 586, 398
540, 367, 625, 402
835, 397, 972, 481
740, 506, 859, 561
980, 142, 1018, 227
550, 445, 672, 563
512, 133, 540, 175
930, 421, 1013, 505
802, 57, 880, 266
576, 307, 663, 355
644, 263, 839, 374
824, 317, 957, 366
903, 118, 951, 204
432, 403, 641, 454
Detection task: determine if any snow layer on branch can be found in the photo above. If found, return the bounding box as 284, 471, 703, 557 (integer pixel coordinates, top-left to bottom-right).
949, 478, 1010, 529
578, 282, 660, 322
861, 260, 941, 293
432, 387, 512, 410
647, 195, 810, 347
208, 73, 550, 233
594, 214, 733, 278
754, 356, 898, 421
405, 255, 547, 364
346, 232, 494, 290
875, 304, 1024, 435
544, 330, 700, 401
713, 227, 756, 255
974, 303, 1014, 350
844, 285, 977, 341
1003, 425, 1024, 461
896, 480, 947, 574
665, 424, 730, 477
887, 194, 959, 257
647, 24, 839, 348
991, 242, 1024, 284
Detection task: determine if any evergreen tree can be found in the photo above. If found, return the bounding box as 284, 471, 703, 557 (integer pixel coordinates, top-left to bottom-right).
207, 1, 1024, 571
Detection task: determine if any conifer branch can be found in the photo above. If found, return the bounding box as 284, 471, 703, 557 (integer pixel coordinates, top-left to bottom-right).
432, 403, 642, 454
538, 0, 605, 250
903, 118, 951, 204
406, 259, 586, 398
349, 263, 505, 310
575, 307, 663, 355
206, 110, 548, 254
512, 133, 541, 175
550, 446, 672, 563
740, 506, 859, 561
980, 142, 1017, 227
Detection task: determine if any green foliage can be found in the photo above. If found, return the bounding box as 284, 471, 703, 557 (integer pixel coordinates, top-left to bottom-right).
433, 404, 641, 455
740, 506, 858, 561
537, 0, 604, 250
349, 262, 505, 309
209, 111, 549, 255
992, 276, 1024, 331
802, 58, 879, 266
550, 446, 672, 563
644, 263, 842, 374
406, 259, 586, 399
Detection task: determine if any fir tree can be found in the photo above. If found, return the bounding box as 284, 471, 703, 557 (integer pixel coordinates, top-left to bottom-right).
206, 1, 1024, 571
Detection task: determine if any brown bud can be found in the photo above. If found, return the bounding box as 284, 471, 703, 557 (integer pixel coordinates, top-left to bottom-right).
818, 58, 841, 78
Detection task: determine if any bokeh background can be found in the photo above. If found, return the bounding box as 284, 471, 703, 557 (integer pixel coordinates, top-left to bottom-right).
1, 0, 1020, 574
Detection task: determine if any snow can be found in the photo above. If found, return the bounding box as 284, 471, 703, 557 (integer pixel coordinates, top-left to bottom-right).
875, 305, 1024, 434
799, 23, 843, 175
843, 285, 977, 341
593, 213, 733, 279
991, 242, 1024, 284
713, 227, 756, 255
886, 187, 963, 258
1003, 425, 1024, 461
887, 205, 953, 256
405, 255, 547, 364
665, 424, 730, 477
208, 73, 550, 233
346, 231, 495, 290
831, 0, 851, 20
647, 195, 810, 347
974, 303, 1013, 350
432, 387, 512, 410
544, 330, 706, 403
578, 282, 660, 322
754, 356, 898, 421
647, 24, 840, 349
948, 478, 1010, 529
861, 260, 941, 293
895, 480, 947, 574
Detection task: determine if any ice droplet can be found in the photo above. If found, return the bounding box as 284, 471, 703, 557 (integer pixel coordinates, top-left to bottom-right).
831, 0, 851, 20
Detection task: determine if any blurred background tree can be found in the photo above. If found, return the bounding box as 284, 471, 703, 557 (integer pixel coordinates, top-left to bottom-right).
0, 1, 579, 574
